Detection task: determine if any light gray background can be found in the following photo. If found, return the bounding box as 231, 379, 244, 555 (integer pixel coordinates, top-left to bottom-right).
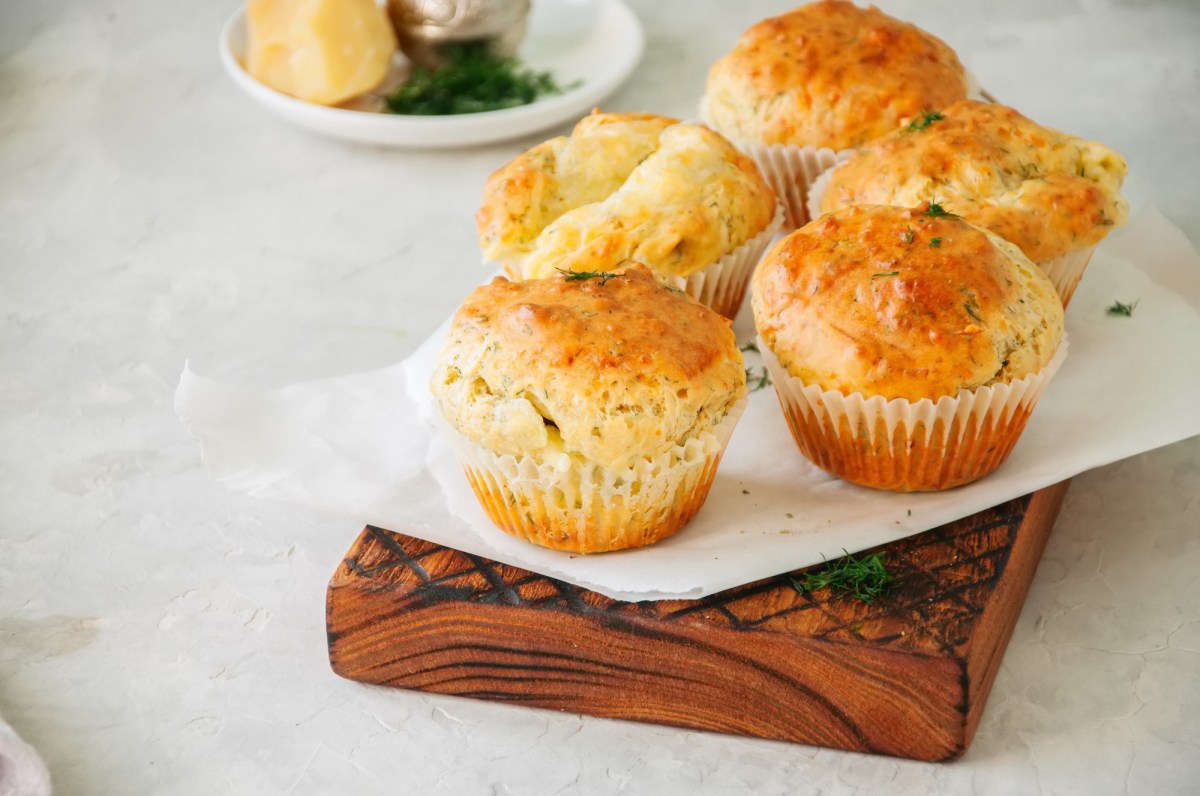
2, 1, 1198, 793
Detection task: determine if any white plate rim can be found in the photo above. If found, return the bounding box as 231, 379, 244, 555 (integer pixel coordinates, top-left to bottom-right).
218, 0, 645, 148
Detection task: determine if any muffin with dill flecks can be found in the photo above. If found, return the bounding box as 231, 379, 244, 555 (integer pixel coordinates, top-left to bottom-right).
476, 111, 782, 319
751, 203, 1067, 492
701, 0, 979, 229
808, 99, 1129, 304
430, 265, 748, 552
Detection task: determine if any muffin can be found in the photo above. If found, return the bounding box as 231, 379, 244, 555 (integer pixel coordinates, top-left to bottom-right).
751, 203, 1066, 492
430, 265, 748, 552
476, 111, 782, 318
701, 0, 975, 228
809, 99, 1129, 305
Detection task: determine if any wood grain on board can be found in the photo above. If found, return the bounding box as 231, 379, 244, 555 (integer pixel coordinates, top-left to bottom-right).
327, 481, 1069, 761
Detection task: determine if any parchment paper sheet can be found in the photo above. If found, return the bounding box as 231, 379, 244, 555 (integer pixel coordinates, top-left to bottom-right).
177, 209, 1200, 601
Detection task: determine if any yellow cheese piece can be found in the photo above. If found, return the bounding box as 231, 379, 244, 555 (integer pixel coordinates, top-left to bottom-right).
246, 0, 397, 106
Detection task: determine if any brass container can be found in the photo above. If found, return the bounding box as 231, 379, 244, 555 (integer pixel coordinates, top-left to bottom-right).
388, 0, 531, 68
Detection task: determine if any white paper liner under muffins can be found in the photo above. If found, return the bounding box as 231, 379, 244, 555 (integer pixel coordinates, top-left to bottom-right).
758, 336, 1069, 492
807, 166, 1098, 307
443, 397, 748, 553
664, 202, 785, 318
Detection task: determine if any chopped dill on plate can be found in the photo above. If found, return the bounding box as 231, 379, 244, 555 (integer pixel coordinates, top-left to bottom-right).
386, 43, 573, 115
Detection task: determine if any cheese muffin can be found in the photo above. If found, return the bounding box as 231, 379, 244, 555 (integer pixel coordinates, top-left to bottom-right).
751, 203, 1066, 492
431, 265, 748, 552
701, 0, 974, 228
476, 111, 781, 318
810, 99, 1129, 304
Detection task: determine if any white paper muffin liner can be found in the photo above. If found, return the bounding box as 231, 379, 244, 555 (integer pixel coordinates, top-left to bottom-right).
735, 143, 847, 230
697, 89, 839, 230
965, 70, 987, 103
1038, 245, 1097, 306
444, 397, 748, 553
805, 160, 840, 223
758, 335, 1069, 492
665, 202, 785, 318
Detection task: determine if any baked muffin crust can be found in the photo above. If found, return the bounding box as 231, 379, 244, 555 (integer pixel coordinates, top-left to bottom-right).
816, 100, 1129, 262
703, 1, 970, 150
752, 204, 1064, 401
476, 112, 777, 280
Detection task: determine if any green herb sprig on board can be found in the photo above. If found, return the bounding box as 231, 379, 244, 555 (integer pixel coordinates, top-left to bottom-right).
386, 43, 573, 115
792, 550, 893, 604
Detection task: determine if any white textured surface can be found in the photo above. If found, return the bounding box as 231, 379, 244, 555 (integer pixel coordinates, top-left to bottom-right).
1, 0, 1198, 793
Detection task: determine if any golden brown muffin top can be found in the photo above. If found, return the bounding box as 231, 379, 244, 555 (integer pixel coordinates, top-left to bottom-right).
475, 111, 777, 280
817, 100, 1129, 262
703, 1, 969, 150
752, 204, 1064, 401
432, 265, 747, 470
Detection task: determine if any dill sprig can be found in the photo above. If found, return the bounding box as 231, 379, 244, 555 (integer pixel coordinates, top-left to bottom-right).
558, 269, 618, 285
386, 43, 572, 115
905, 110, 944, 132
740, 342, 770, 390
792, 550, 893, 604
745, 365, 772, 392
924, 199, 961, 219
1107, 299, 1139, 317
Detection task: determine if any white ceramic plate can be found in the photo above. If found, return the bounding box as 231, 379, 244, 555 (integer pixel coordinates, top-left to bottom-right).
218, 0, 644, 148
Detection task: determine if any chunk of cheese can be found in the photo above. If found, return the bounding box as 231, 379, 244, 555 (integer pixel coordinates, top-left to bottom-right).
246, 0, 396, 106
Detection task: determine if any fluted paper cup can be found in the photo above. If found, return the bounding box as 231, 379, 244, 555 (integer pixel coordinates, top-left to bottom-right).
759, 337, 1068, 492
444, 397, 748, 552
666, 203, 785, 318
1038, 246, 1096, 306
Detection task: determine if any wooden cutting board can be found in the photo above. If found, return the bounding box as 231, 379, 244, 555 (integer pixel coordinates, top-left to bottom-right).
326, 480, 1068, 762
